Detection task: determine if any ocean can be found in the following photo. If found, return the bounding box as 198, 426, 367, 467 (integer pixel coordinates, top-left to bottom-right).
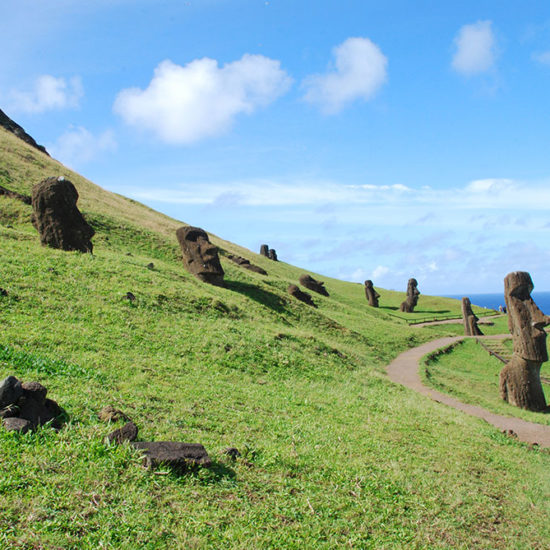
445, 292, 550, 315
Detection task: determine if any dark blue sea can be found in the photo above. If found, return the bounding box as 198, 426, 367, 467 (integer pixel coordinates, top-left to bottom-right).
445, 292, 550, 314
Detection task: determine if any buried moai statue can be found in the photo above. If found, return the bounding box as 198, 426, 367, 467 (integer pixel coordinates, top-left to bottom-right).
31, 177, 94, 253
399, 278, 420, 313
499, 271, 550, 411
462, 297, 483, 336
364, 280, 380, 307
176, 226, 225, 287
299, 274, 329, 297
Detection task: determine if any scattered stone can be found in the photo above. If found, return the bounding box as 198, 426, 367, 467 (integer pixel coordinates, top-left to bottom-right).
399, 278, 420, 313
499, 271, 550, 411
260, 244, 269, 257
98, 405, 129, 423
0, 376, 23, 409
107, 421, 138, 444
364, 280, 380, 307
222, 447, 241, 460
0, 108, 49, 155
227, 254, 267, 275
125, 292, 136, 302
3, 417, 31, 433
146, 263, 155, 270
461, 297, 483, 336
131, 441, 212, 469
299, 274, 329, 296
176, 226, 225, 287
21, 381, 47, 404
31, 177, 94, 253
0, 184, 31, 205
268, 249, 278, 261
288, 284, 316, 307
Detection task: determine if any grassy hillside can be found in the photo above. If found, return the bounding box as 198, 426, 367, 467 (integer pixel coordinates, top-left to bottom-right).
1, 127, 549, 549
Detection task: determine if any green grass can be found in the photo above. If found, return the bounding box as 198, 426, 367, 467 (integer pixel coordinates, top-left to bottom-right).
421, 338, 550, 426
1, 126, 549, 548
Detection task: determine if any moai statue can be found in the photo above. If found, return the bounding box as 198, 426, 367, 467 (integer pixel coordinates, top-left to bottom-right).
499, 271, 550, 411
462, 297, 483, 336
364, 280, 380, 307
268, 249, 278, 261
299, 274, 329, 297
31, 177, 94, 253
399, 278, 420, 313
176, 226, 225, 287
260, 244, 269, 257
287, 284, 316, 307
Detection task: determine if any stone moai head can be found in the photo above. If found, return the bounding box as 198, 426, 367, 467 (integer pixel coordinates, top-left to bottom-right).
504, 271, 549, 362
407, 278, 420, 300
260, 244, 269, 257
31, 177, 94, 253
364, 280, 380, 307
461, 297, 482, 336
176, 226, 225, 287
268, 249, 278, 261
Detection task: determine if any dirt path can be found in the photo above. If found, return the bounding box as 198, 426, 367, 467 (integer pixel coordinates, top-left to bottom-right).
411, 315, 505, 328
386, 335, 550, 448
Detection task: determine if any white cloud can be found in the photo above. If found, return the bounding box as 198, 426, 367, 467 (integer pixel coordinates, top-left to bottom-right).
465, 178, 514, 193
452, 21, 496, 75
372, 265, 390, 280
49, 126, 117, 167
302, 37, 388, 114
533, 51, 550, 66
113, 55, 292, 144
7, 75, 83, 114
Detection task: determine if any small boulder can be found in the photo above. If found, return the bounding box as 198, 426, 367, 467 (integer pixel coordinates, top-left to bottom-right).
288, 284, 316, 307
125, 292, 136, 302
0, 376, 23, 409
131, 441, 212, 469
107, 421, 138, 444
299, 274, 329, 296
21, 381, 47, 404
0, 288, 8, 297
146, 263, 154, 270
222, 447, 241, 460
3, 417, 31, 433
98, 405, 129, 423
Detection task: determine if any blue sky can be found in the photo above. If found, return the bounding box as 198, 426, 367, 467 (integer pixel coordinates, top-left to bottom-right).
2, 0, 550, 294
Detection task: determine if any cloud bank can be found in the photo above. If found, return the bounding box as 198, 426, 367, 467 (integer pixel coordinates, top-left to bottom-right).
7, 75, 83, 114
113, 55, 292, 144
302, 37, 388, 114
452, 21, 496, 75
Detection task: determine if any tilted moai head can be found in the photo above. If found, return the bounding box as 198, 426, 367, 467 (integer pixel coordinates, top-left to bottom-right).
364, 280, 380, 307
31, 177, 94, 253
461, 297, 482, 336
504, 271, 549, 362
176, 226, 225, 287
400, 278, 420, 312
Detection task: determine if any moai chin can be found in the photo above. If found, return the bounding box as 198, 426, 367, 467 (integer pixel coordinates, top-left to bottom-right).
461, 297, 483, 336
399, 278, 420, 313
499, 271, 550, 411
364, 280, 380, 307
176, 226, 225, 287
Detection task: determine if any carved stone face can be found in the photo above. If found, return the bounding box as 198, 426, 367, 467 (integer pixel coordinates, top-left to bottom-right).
505, 271, 549, 362
364, 280, 380, 307
407, 278, 420, 298
176, 226, 224, 287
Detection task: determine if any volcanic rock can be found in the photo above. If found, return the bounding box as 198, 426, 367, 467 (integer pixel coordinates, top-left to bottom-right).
107, 421, 138, 444
131, 441, 212, 469
0, 376, 23, 409
98, 405, 129, 423
3, 417, 31, 433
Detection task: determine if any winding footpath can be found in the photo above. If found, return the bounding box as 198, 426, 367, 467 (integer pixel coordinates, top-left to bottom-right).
386, 335, 550, 448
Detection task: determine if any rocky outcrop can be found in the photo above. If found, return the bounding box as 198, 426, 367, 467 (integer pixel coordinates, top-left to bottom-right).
31, 177, 94, 252
0, 108, 49, 155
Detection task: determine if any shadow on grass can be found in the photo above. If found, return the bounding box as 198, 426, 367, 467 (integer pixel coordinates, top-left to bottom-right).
225, 280, 287, 313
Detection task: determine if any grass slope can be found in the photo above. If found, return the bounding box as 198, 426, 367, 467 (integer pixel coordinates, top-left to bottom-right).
1, 127, 549, 549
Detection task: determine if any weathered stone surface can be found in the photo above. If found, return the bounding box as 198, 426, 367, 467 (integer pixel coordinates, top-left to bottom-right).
22, 381, 47, 404
107, 421, 138, 444
3, 417, 31, 433
0, 184, 31, 205
17, 395, 57, 428
31, 177, 94, 253
399, 278, 420, 313
500, 271, 550, 411
364, 280, 380, 307
227, 254, 267, 275
462, 297, 483, 336
0, 376, 23, 409
125, 292, 136, 302
132, 441, 211, 468
98, 405, 129, 423
299, 274, 329, 296
260, 244, 269, 257
0, 108, 49, 155
288, 284, 316, 307
268, 249, 278, 261
176, 226, 225, 287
